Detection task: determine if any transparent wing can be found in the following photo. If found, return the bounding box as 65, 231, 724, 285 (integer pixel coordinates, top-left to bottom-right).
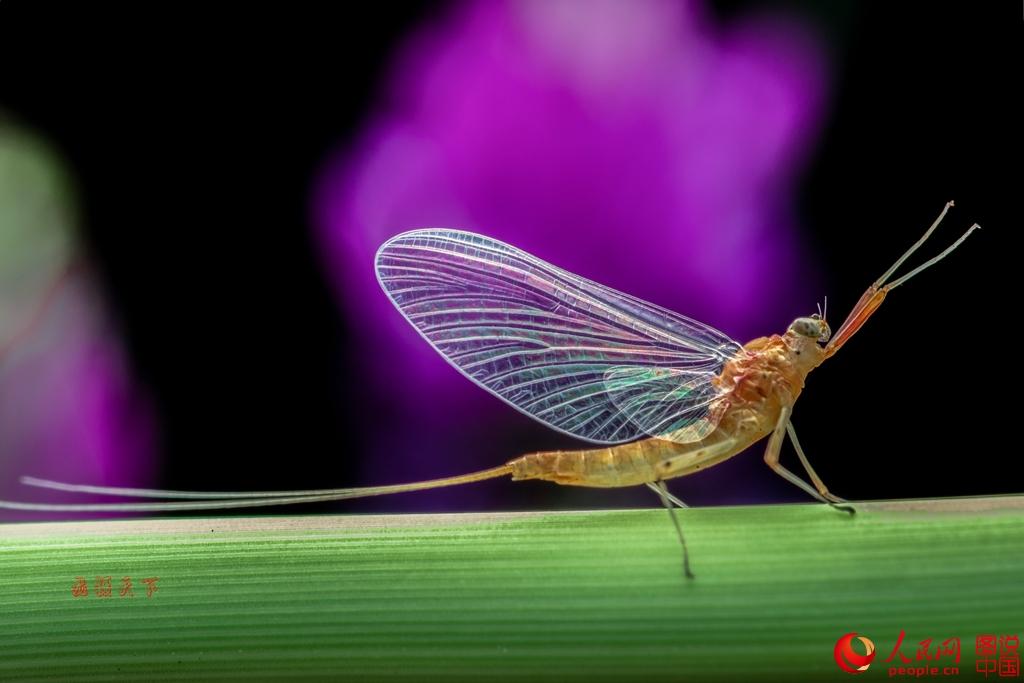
602, 366, 727, 443
375, 229, 744, 444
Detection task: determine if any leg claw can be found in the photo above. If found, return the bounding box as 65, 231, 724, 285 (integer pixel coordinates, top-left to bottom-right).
828, 501, 856, 515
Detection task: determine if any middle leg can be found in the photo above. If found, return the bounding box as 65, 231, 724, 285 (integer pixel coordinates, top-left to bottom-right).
764, 407, 854, 514
785, 422, 848, 504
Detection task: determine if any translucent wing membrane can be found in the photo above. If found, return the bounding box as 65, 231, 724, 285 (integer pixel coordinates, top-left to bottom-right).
603, 367, 725, 443
376, 229, 743, 444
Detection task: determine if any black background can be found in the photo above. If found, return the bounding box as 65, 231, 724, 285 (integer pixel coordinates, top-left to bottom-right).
0, 1, 1019, 512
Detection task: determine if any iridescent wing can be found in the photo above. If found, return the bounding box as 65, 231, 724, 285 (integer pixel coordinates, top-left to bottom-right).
602, 366, 728, 443
375, 229, 744, 444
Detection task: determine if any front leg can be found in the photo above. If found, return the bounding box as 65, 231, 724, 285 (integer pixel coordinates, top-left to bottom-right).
764, 406, 854, 514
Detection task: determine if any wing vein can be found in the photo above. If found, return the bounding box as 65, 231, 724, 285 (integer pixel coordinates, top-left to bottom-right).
376, 230, 741, 444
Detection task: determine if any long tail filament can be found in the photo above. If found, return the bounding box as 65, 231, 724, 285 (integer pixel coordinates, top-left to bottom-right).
0, 465, 513, 513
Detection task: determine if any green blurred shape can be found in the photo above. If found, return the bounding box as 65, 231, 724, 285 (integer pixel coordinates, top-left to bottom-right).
0, 120, 76, 342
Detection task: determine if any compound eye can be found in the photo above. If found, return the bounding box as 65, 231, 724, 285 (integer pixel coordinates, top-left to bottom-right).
791, 318, 819, 337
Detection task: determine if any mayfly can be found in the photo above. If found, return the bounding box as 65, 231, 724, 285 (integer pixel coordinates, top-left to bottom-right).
1, 202, 979, 577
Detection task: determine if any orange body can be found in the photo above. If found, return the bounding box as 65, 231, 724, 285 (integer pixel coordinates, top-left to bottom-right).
0, 202, 978, 522
509, 330, 826, 487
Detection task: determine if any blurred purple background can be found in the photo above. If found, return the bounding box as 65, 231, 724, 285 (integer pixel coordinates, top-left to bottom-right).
0, 1, 1011, 518
0, 124, 157, 517
0, 274, 157, 518
314, 0, 827, 507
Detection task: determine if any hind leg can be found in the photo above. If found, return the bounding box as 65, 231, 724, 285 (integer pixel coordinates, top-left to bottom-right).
645, 482, 688, 508
648, 480, 695, 579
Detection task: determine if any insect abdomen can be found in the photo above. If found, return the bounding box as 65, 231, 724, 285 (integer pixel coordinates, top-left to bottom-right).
508, 440, 675, 488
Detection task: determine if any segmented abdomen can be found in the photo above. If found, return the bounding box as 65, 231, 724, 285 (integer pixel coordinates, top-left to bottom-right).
508, 439, 688, 487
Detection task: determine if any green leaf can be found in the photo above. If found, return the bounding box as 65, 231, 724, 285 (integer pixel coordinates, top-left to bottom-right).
1, 496, 1021, 681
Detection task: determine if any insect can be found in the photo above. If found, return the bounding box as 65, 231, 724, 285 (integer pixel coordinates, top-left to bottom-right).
2, 202, 979, 578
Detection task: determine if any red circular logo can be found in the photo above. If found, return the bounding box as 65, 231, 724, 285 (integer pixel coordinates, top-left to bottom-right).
835, 632, 876, 674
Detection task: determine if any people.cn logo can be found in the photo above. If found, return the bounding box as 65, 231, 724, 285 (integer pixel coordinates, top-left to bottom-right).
835, 632, 877, 674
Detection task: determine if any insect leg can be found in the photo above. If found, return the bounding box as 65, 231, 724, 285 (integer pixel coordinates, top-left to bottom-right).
764, 407, 854, 514
874, 201, 955, 288
825, 205, 979, 359
885, 222, 980, 290
785, 422, 848, 504
649, 479, 694, 579
644, 481, 688, 508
